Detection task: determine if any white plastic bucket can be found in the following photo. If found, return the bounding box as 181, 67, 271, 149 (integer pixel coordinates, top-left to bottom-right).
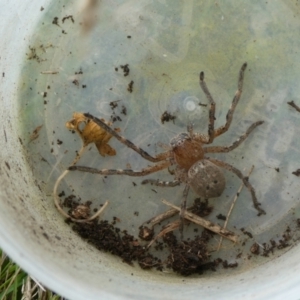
1, 1, 300, 299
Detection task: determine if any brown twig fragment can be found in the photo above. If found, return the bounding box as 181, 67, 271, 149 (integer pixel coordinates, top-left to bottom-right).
147, 220, 181, 248
145, 208, 178, 227
162, 199, 238, 243
217, 165, 254, 251
40, 70, 59, 74
144, 201, 205, 228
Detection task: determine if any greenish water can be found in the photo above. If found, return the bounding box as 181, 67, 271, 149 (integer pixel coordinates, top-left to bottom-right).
17, 0, 300, 273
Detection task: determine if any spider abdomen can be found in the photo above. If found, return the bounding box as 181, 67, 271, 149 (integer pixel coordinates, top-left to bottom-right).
188, 160, 226, 198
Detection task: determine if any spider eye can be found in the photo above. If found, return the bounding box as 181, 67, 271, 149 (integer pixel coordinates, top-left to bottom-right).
180, 132, 189, 139
170, 140, 177, 149
170, 133, 190, 149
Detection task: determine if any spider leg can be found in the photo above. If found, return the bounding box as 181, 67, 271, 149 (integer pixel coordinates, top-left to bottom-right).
141, 179, 180, 187
179, 184, 190, 239
199, 71, 216, 143
69, 161, 170, 176
84, 113, 170, 163
214, 62, 247, 138
194, 63, 248, 144
207, 158, 266, 216
204, 120, 264, 154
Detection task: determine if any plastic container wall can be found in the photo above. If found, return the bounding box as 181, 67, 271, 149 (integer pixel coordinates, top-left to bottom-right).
1, 1, 300, 299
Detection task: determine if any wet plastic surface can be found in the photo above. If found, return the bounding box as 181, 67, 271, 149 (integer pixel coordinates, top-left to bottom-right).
2, 0, 300, 298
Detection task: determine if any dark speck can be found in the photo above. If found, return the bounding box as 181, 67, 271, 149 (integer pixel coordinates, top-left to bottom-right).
120, 64, 130, 76
52, 17, 59, 26
43, 232, 49, 240
72, 79, 79, 86
5, 161, 10, 170
62, 15, 75, 23
127, 80, 134, 93
161, 111, 176, 124
216, 214, 226, 221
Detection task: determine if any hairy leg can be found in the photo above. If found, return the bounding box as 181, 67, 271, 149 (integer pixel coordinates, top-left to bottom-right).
194, 63, 248, 144
84, 113, 170, 162
69, 160, 171, 176
207, 157, 266, 216
214, 62, 248, 138
141, 179, 180, 187
204, 120, 264, 153
199, 71, 216, 143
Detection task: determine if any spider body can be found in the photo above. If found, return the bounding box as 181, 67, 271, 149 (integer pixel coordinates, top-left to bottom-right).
170, 132, 225, 198
170, 133, 205, 170
187, 160, 225, 198
69, 63, 266, 216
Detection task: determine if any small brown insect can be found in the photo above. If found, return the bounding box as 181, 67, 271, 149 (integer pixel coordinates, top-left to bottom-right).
69, 63, 266, 221
66, 112, 120, 157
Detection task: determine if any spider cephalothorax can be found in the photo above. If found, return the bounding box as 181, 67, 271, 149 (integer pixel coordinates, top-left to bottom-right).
170, 133, 205, 170
69, 63, 266, 217
170, 133, 225, 198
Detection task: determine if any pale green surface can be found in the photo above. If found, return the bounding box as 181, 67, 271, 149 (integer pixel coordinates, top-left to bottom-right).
1, 1, 300, 299
19, 0, 300, 262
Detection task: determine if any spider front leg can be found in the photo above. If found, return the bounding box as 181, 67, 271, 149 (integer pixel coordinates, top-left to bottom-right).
141, 179, 180, 187
199, 71, 216, 143
197, 63, 248, 144
69, 160, 171, 176
207, 157, 266, 216
83, 113, 170, 163
179, 184, 190, 238
214, 62, 248, 139
204, 120, 264, 154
